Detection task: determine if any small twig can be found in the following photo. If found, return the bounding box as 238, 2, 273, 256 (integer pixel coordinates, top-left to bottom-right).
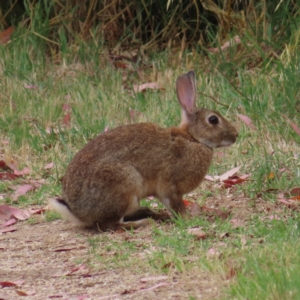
207, 55, 252, 103
198, 91, 229, 108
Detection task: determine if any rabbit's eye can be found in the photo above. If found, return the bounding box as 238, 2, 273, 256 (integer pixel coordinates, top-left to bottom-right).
208, 115, 219, 125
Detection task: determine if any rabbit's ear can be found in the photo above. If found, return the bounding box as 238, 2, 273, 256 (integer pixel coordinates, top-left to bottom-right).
176, 71, 196, 115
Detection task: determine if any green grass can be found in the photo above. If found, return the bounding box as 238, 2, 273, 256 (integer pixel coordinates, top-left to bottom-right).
227, 218, 300, 300
0, 26, 300, 298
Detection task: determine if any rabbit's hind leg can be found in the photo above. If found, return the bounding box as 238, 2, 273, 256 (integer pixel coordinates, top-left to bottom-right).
123, 206, 171, 222
117, 195, 150, 229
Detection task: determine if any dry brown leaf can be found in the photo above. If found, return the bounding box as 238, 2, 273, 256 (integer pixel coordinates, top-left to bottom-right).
133, 82, 161, 93
52, 245, 86, 252
44, 162, 54, 169
0, 205, 30, 221
208, 35, 242, 53
230, 218, 245, 228
290, 122, 300, 136
187, 228, 206, 240
10, 184, 36, 201
0, 27, 14, 45
207, 248, 220, 258
16, 289, 36, 296
237, 114, 256, 130
0, 225, 18, 233
13, 167, 31, 176
219, 166, 241, 181
290, 187, 300, 196
0, 280, 24, 287
1, 218, 17, 227
189, 202, 202, 216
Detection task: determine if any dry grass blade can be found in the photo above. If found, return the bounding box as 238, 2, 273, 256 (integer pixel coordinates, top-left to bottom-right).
2, 0, 296, 54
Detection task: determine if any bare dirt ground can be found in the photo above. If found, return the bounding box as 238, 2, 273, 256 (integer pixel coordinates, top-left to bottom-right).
0, 190, 295, 300
0, 221, 220, 300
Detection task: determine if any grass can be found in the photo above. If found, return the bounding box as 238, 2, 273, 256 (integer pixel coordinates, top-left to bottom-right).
0, 27, 300, 299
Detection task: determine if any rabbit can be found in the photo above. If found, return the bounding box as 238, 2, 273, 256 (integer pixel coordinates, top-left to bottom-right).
49, 71, 238, 230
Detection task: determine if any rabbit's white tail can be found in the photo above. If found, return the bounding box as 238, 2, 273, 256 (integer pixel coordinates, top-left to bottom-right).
49, 198, 85, 226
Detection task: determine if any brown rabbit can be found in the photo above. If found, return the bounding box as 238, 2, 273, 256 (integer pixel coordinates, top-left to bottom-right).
50, 71, 238, 230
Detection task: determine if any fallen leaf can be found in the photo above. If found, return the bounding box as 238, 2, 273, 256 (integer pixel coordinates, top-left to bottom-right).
0, 225, 18, 233
277, 192, 298, 208
290, 187, 300, 197
219, 166, 241, 181
1, 218, 17, 227
183, 199, 193, 207
208, 35, 242, 53
207, 248, 220, 257
13, 167, 31, 176
62, 104, 71, 111
237, 114, 256, 130
278, 198, 296, 207
187, 227, 206, 240
24, 85, 38, 89
230, 218, 245, 228
162, 262, 174, 270
220, 232, 230, 239
266, 171, 275, 181
11, 184, 35, 201
44, 162, 54, 169
0, 173, 21, 180
222, 175, 249, 188
189, 202, 202, 216
29, 179, 45, 187
29, 207, 47, 215
133, 82, 161, 93
51, 264, 89, 277
0, 160, 12, 171
16, 289, 36, 296
204, 175, 215, 181
0, 280, 24, 287
268, 215, 281, 220
0, 205, 31, 221
225, 268, 237, 280
52, 245, 86, 252
113, 61, 128, 69
290, 122, 300, 136
0, 27, 14, 45
63, 113, 71, 127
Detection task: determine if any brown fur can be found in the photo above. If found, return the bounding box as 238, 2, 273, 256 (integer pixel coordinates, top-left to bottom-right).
49, 71, 238, 230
